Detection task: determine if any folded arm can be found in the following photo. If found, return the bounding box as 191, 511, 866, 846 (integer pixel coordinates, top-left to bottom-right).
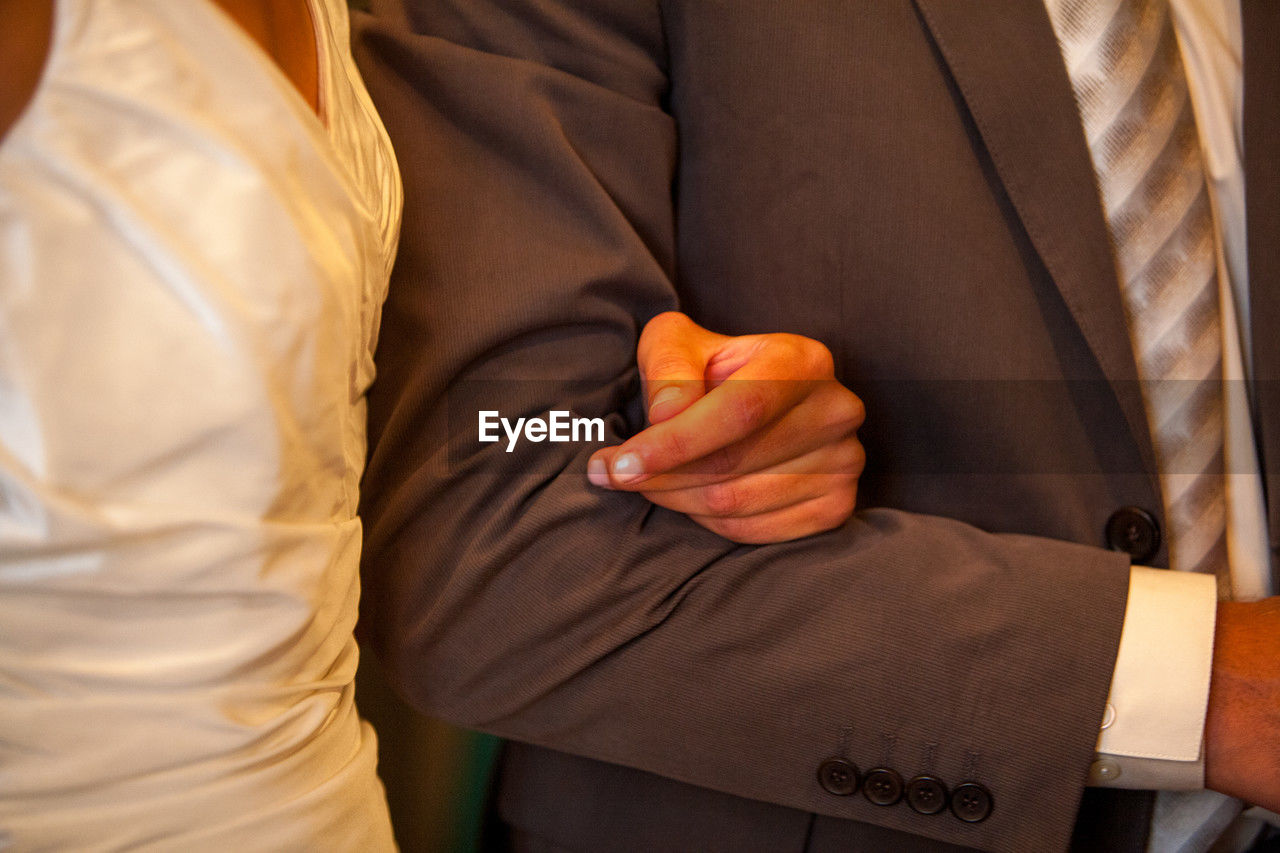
353, 2, 1134, 849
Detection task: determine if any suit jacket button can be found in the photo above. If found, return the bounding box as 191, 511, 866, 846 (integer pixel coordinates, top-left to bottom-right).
905, 775, 948, 815
950, 782, 993, 823
862, 768, 903, 806
817, 758, 860, 796
1104, 507, 1160, 562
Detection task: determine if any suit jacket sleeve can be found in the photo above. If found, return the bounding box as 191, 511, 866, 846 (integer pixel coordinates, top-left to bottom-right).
351, 1, 1132, 849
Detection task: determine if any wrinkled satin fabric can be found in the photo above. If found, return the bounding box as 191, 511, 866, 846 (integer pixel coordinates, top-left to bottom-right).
0, 0, 402, 848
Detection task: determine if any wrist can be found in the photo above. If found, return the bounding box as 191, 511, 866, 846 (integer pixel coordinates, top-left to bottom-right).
1204, 599, 1280, 808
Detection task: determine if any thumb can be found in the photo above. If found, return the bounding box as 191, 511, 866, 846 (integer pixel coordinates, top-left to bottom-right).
636, 311, 726, 424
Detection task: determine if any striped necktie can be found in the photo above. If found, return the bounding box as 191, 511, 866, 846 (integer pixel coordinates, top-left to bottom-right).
1045, 0, 1230, 594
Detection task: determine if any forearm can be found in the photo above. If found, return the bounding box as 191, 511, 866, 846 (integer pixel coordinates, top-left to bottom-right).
363, 428, 1131, 853
353, 4, 1135, 848
356, 291, 1133, 851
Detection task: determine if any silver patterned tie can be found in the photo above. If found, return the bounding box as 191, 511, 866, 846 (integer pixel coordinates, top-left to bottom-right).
1045, 0, 1230, 593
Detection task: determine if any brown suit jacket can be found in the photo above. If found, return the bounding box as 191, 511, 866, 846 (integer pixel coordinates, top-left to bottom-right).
351, 1, 1280, 850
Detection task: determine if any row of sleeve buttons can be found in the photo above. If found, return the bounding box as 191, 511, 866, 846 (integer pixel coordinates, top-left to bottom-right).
817, 758, 993, 823
807, 510, 1152, 826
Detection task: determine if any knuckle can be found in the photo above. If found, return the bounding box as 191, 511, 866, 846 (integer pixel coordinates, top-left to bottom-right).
643, 311, 688, 338
804, 339, 836, 376
702, 479, 747, 516
847, 392, 866, 428
830, 485, 857, 518
726, 385, 771, 431
700, 446, 738, 478
826, 388, 865, 432
839, 438, 867, 475
774, 333, 834, 376
813, 491, 855, 531
638, 311, 690, 356
655, 428, 693, 468
776, 334, 808, 368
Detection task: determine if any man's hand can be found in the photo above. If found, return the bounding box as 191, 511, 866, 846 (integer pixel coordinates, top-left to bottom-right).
587, 311, 865, 544
1204, 597, 1280, 812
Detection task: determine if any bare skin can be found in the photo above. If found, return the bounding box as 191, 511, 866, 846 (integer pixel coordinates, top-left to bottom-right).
1204, 598, 1280, 813
212, 0, 319, 114
589, 312, 866, 544
0, 0, 54, 143
4, 0, 1278, 829
0, 0, 317, 146
606, 312, 1280, 815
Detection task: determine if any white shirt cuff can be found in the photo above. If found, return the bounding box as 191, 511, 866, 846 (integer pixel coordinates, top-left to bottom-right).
1090, 566, 1217, 789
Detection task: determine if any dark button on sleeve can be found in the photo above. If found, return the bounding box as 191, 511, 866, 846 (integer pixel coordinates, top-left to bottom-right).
905, 775, 948, 815
862, 767, 903, 806
1105, 506, 1161, 562
817, 758, 860, 796
950, 782, 993, 823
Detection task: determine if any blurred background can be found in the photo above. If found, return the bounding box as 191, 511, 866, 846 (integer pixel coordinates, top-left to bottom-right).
357, 650, 502, 853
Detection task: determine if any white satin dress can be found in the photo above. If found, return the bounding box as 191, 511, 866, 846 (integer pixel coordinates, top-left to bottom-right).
0, 0, 402, 848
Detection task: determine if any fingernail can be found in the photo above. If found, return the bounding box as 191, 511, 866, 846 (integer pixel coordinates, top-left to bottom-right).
650, 386, 684, 410
611, 453, 644, 484
587, 457, 611, 488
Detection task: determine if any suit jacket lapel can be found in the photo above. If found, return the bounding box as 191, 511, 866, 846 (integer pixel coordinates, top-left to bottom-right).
912, 0, 1160, 478
1242, 0, 1280, 551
